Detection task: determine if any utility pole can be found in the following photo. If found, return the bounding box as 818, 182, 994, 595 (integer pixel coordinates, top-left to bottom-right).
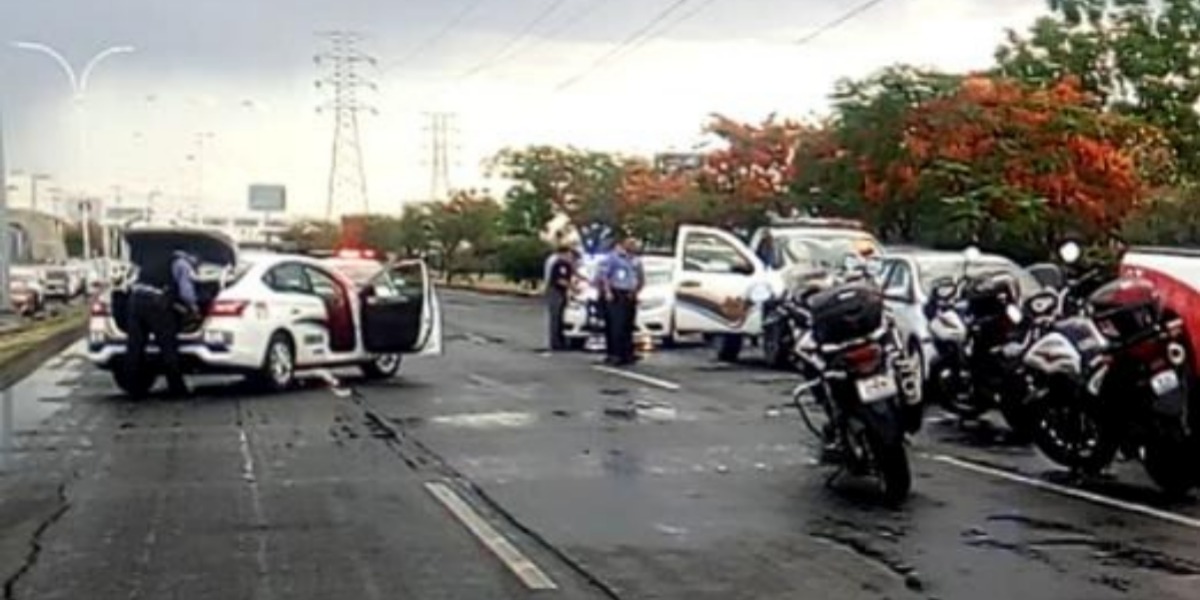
315, 31, 377, 220
422, 111, 458, 201
0, 112, 10, 314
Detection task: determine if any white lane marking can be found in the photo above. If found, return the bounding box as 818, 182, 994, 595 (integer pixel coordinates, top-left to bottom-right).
424, 481, 558, 590
928, 453, 1200, 531
592, 365, 681, 391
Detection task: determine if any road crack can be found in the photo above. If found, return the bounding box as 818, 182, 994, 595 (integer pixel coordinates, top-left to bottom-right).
3, 482, 70, 600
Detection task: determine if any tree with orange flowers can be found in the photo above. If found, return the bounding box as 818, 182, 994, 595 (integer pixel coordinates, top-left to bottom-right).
901, 75, 1174, 254
699, 114, 810, 228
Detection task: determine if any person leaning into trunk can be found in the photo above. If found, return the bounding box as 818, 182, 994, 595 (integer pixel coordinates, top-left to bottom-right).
125, 249, 198, 398
544, 245, 577, 351
597, 237, 644, 366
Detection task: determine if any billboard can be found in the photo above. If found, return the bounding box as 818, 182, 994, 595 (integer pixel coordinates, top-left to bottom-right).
248, 184, 286, 212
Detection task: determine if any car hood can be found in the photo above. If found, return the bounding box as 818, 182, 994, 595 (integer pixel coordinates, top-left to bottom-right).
123, 228, 237, 267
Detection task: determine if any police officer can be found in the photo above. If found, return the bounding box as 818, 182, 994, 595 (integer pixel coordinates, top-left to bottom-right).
125, 249, 198, 397
597, 236, 644, 365
544, 245, 576, 350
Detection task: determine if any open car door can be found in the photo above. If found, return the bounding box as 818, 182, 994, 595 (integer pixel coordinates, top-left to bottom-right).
359, 259, 443, 356
672, 225, 767, 334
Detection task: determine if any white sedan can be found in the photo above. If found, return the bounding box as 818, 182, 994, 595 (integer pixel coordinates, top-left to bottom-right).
562, 254, 677, 348
87, 227, 443, 396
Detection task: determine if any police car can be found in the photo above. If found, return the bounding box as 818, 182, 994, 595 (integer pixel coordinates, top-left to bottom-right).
87, 227, 443, 396
562, 253, 678, 348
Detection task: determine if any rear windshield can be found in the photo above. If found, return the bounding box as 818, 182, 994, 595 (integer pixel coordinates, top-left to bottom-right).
324, 259, 383, 286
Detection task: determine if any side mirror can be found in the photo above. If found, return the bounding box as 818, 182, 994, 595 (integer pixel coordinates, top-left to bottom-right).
1058, 241, 1081, 264
731, 262, 756, 275
964, 246, 982, 262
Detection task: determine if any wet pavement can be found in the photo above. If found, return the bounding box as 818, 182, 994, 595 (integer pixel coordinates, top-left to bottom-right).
1, 290, 1199, 599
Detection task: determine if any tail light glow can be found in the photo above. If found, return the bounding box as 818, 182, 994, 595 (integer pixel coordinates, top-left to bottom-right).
843, 343, 883, 375
209, 299, 249, 317
90, 299, 110, 317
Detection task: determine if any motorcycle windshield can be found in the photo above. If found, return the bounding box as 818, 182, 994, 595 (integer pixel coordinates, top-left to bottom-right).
1053, 317, 1108, 358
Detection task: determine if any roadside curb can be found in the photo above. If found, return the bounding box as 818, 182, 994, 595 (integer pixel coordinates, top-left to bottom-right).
440, 282, 541, 299
0, 319, 86, 390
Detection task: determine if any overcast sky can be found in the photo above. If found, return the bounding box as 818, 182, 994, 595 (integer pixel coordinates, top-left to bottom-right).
0, 0, 1045, 219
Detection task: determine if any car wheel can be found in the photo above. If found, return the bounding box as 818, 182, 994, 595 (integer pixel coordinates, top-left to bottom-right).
113, 368, 157, 398
715, 334, 743, 363
360, 354, 402, 380
255, 332, 296, 392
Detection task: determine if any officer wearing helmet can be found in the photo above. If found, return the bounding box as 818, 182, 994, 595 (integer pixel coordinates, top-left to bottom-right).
125, 249, 198, 397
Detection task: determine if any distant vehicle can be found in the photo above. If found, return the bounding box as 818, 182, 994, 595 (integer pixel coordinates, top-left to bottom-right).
318, 247, 387, 288
39, 264, 77, 301
878, 248, 1042, 376
672, 219, 886, 365
8, 268, 45, 316
562, 253, 678, 347
87, 227, 443, 396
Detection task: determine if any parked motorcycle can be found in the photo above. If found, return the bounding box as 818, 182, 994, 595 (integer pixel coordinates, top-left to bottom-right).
788, 255, 923, 504
925, 248, 1037, 437
1022, 242, 1197, 496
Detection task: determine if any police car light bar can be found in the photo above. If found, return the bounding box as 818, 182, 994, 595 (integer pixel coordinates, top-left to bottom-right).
335, 248, 378, 259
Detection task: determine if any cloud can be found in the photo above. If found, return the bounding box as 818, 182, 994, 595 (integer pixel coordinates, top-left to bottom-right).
0, 0, 1050, 218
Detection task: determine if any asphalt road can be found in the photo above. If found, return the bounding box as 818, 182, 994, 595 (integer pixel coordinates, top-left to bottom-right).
1, 289, 1199, 599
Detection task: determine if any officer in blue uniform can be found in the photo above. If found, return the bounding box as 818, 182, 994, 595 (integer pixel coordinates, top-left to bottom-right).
125, 250, 198, 397
596, 237, 644, 365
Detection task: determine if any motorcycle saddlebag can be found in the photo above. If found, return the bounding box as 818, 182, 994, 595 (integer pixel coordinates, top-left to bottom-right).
808, 281, 884, 345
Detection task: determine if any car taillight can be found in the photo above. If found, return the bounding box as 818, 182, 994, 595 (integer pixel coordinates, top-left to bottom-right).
843, 342, 883, 375
209, 300, 249, 317
90, 299, 109, 316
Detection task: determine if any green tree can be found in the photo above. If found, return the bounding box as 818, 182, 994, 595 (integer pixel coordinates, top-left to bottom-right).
426, 190, 503, 282
280, 219, 340, 251
995, 0, 1200, 175
489, 145, 627, 228
495, 236, 552, 289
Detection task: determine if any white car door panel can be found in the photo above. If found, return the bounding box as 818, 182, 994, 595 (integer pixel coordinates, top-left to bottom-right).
673, 225, 766, 334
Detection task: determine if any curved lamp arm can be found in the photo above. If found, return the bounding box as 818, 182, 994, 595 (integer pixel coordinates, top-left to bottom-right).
79, 45, 136, 94
10, 41, 79, 91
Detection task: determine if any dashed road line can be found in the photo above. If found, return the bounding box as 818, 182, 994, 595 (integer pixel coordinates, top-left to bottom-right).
424, 481, 558, 590
591, 365, 681, 391
927, 453, 1200, 531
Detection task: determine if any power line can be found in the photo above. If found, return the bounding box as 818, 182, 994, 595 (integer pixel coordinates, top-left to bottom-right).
457, 0, 572, 80
315, 31, 377, 219
795, 0, 889, 46
591, 0, 725, 68
387, 0, 488, 73
500, 0, 607, 64
553, 0, 696, 92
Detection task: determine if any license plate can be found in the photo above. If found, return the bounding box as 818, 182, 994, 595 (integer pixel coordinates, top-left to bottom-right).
1150, 370, 1180, 396
856, 372, 897, 403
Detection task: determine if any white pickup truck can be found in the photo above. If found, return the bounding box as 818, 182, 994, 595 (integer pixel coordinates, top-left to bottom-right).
670, 218, 884, 365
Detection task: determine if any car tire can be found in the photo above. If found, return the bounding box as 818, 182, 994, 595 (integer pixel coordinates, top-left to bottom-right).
360, 354, 402, 380
113, 368, 157, 398
567, 337, 587, 351
254, 332, 296, 393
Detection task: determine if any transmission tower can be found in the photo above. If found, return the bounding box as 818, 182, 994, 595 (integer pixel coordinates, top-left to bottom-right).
422, 112, 459, 201
315, 31, 378, 219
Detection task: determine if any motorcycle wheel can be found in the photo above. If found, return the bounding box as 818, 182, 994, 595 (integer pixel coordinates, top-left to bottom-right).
865, 427, 911, 505
1029, 382, 1118, 475
1142, 425, 1196, 498
762, 321, 793, 370
930, 365, 989, 420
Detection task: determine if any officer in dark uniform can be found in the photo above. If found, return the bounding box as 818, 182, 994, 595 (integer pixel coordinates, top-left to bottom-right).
125, 249, 198, 397
545, 245, 576, 350
596, 237, 644, 365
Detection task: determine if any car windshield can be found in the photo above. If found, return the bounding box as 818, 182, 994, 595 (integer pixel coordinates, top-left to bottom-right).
916, 256, 1040, 297
778, 232, 879, 270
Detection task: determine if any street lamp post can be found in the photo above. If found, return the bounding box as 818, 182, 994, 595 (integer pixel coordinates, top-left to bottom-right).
10, 41, 136, 185
0, 111, 11, 315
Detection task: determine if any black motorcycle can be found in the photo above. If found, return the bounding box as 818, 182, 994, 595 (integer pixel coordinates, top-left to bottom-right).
925, 268, 1037, 437
1022, 243, 1196, 496
789, 258, 922, 504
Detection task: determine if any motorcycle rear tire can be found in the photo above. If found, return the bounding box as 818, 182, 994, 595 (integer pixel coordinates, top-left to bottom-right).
1143, 431, 1196, 499
867, 429, 911, 505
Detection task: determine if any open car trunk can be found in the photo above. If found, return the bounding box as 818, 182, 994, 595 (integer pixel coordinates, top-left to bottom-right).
109, 228, 237, 335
